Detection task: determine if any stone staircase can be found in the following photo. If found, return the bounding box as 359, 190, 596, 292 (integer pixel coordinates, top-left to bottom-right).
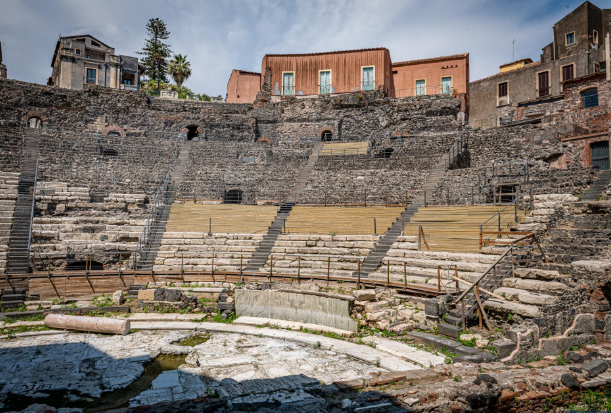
580, 169, 611, 201
7, 129, 39, 275
358, 161, 446, 277
0, 172, 19, 275
289, 142, 323, 203
244, 202, 295, 272
136, 140, 192, 271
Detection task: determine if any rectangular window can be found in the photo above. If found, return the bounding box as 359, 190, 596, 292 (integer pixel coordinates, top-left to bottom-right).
441, 77, 452, 94
538, 71, 549, 97
362, 67, 374, 90
86, 68, 96, 84
593, 30, 599, 44
415, 79, 426, 96
566, 32, 575, 45
582, 88, 599, 108
319, 70, 331, 94
75, 49, 81, 56
282, 72, 294, 96
562, 64, 574, 81
498, 82, 508, 97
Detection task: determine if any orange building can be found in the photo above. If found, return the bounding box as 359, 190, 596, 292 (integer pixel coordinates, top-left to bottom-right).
225, 48, 469, 108
226, 69, 261, 103
391, 53, 469, 98
260, 48, 393, 97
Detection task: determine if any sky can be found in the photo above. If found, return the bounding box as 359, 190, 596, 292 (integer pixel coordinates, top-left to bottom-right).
0, 0, 601, 97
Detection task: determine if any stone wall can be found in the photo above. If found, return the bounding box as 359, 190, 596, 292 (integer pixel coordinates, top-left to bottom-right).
430, 124, 599, 205
234, 288, 358, 333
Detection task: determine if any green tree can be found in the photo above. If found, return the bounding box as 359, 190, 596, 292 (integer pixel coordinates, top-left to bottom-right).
168, 54, 192, 89
138, 18, 172, 91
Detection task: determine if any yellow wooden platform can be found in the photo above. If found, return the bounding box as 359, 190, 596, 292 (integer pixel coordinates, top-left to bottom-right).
319, 142, 369, 156
404, 205, 529, 253
166, 204, 278, 234
285, 206, 404, 235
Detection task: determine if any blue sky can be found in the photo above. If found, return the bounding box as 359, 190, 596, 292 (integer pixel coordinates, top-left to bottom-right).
0, 0, 601, 96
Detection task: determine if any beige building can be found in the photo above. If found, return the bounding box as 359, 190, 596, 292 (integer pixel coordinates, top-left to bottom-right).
49, 35, 141, 90
0, 42, 6, 79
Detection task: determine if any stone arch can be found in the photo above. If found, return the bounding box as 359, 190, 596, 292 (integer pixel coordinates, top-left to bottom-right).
22, 111, 47, 129
184, 124, 201, 140
317, 125, 335, 137
101, 125, 126, 137
256, 136, 272, 144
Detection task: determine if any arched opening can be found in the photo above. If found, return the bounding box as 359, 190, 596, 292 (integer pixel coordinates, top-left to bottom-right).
224, 189, 243, 204
321, 130, 333, 141
186, 125, 199, 140
28, 117, 42, 129
66, 260, 104, 271
106, 131, 122, 136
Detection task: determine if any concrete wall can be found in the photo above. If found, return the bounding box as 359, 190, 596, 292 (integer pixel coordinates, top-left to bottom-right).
391, 54, 469, 98
235, 289, 358, 333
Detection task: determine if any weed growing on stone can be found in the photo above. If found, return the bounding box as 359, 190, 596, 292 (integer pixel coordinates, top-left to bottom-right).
92, 295, 113, 307
556, 354, 566, 365
315, 341, 321, 349
375, 357, 381, 367
453, 376, 462, 382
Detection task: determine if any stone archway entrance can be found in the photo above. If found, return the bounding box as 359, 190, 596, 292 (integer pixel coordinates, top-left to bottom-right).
224, 189, 243, 204
186, 125, 199, 140
321, 130, 333, 141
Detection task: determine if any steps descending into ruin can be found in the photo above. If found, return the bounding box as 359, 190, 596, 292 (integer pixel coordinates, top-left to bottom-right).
358, 162, 447, 277
244, 202, 295, 272
136, 140, 192, 271
7, 129, 39, 276
580, 169, 611, 201
289, 142, 323, 203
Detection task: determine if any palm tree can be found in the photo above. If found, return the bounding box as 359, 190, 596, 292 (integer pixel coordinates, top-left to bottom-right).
168, 54, 192, 89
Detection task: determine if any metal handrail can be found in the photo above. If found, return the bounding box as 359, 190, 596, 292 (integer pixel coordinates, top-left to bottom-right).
26, 159, 39, 256
455, 245, 513, 304
480, 189, 532, 231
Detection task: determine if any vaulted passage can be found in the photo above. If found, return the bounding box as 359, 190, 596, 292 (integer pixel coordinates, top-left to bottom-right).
224, 189, 243, 204
66, 260, 104, 271
186, 125, 199, 140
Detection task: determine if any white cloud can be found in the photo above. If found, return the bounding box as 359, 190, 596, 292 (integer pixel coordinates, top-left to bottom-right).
0, 0, 591, 96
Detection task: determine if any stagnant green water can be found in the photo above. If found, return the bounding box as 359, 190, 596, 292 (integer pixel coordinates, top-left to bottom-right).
2, 354, 188, 412
178, 334, 210, 346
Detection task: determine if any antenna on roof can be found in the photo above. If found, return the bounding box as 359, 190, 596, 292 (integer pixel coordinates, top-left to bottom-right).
565, 5, 570, 9
512, 39, 515, 62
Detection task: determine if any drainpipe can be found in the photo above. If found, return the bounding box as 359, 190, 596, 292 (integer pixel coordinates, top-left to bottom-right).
104, 64, 107, 87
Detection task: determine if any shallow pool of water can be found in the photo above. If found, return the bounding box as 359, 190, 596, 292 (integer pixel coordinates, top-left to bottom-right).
178, 334, 211, 347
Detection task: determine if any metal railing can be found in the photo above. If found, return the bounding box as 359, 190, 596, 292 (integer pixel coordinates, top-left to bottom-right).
479, 189, 533, 250
444, 126, 469, 171
26, 160, 39, 256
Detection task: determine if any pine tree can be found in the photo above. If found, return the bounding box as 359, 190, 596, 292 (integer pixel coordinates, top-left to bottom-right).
137, 18, 172, 92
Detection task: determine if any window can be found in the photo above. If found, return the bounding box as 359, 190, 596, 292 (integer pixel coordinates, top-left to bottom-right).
566, 32, 575, 45
86, 68, 96, 84
75, 49, 81, 56
362, 66, 374, 90
582, 88, 599, 108
415, 79, 426, 96
594, 62, 601, 72
562, 64, 574, 81
282, 72, 294, 96
91, 40, 101, 47
593, 30, 599, 44
441, 76, 452, 94
319, 70, 331, 94
537, 71, 550, 97
498, 82, 508, 97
